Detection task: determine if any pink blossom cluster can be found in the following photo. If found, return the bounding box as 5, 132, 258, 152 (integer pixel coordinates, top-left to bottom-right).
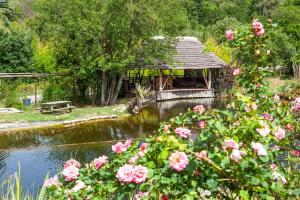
93, 155, 108, 170
256, 122, 271, 137
245, 102, 257, 112
291, 97, 300, 113
272, 172, 287, 184
262, 113, 273, 121
71, 180, 86, 192
252, 19, 265, 36
232, 68, 240, 76
223, 139, 239, 150
273, 94, 280, 102
274, 128, 285, 140
230, 149, 246, 163
175, 127, 191, 138
195, 150, 207, 160
197, 121, 206, 129
112, 139, 132, 154
134, 192, 149, 200
63, 159, 80, 182
169, 151, 189, 172
286, 124, 294, 131
44, 176, 61, 188
270, 163, 278, 171
193, 105, 206, 114
251, 142, 267, 156
116, 164, 148, 184
225, 30, 234, 41
129, 143, 148, 164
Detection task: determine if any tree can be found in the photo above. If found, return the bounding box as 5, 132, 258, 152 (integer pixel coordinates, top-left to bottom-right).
0, 21, 34, 72
33, 0, 190, 105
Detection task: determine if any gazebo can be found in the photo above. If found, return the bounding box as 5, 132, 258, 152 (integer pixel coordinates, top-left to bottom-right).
126, 37, 227, 101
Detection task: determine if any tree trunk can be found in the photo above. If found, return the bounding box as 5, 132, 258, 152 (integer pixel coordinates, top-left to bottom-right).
111, 73, 124, 104
101, 71, 107, 105
106, 74, 116, 105
292, 62, 300, 79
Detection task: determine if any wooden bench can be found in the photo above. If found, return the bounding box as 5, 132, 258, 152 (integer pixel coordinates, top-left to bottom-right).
40, 101, 75, 114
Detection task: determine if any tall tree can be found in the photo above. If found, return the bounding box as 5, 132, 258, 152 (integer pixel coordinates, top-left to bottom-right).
33, 0, 190, 105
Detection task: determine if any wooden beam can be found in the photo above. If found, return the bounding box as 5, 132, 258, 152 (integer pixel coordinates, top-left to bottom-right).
208, 69, 212, 89
159, 69, 163, 91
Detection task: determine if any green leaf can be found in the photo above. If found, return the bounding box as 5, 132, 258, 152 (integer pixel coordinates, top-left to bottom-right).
251, 177, 260, 185
239, 190, 250, 200
206, 179, 218, 191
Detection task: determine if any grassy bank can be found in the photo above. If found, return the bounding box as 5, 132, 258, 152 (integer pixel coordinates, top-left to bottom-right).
0, 104, 129, 123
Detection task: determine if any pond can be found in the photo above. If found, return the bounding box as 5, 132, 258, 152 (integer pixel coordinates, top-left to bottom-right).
0, 98, 227, 195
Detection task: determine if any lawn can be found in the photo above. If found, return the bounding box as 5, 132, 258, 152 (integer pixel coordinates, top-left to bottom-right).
0, 104, 129, 123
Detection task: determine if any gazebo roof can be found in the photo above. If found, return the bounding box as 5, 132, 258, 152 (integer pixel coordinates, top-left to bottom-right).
166, 37, 227, 69
130, 36, 227, 70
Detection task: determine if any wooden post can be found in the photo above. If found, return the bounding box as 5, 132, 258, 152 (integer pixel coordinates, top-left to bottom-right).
34, 77, 37, 108
208, 69, 212, 89
159, 68, 163, 91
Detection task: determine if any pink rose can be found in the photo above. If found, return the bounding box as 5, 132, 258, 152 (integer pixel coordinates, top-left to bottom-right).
63, 165, 80, 181
44, 176, 61, 188
225, 30, 234, 41
163, 125, 171, 133
256, 123, 270, 137
273, 94, 280, 102
116, 164, 134, 183
270, 163, 278, 171
286, 124, 294, 131
116, 164, 148, 184
252, 19, 265, 36
71, 180, 86, 192
230, 149, 245, 163
274, 128, 285, 140
197, 121, 206, 129
169, 151, 189, 172
293, 150, 299, 156
175, 127, 191, 139
223, 139, 239, 150
140, 143, 148, 152
112, 142, 127, 154
132, 165, 148, 184
93, 155, 108, 170
272, 172, 287, 184
232, 68, 240, 76
196, 151, 207, 160
251, 142, 267, 156
124, 139, 132, 148
129, 156, 139, 164
134, 192, 149, 200
193, 105, 206, 114
262, 113, 273, 121
245, 102, 257, 112
64, 159, 80, 169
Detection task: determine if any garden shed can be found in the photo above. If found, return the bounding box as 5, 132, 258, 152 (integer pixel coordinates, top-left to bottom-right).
126, 37, 227, 101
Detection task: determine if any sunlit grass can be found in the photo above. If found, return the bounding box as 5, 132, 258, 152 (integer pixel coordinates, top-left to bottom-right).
0, 104, 128, 123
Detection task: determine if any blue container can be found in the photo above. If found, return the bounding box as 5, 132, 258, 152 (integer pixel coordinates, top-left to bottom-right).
23, 98, 31, 106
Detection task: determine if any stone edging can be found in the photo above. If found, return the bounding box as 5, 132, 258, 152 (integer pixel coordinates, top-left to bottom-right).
0, 115, 120, 134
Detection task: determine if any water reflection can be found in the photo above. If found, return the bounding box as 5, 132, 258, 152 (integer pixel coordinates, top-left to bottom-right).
0, 98, 227, 191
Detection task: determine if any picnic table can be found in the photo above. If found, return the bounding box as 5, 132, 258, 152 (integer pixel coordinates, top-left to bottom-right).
40, 101, 75, 114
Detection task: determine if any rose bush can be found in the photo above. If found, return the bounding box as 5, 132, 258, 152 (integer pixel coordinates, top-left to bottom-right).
44, 20, 299, 199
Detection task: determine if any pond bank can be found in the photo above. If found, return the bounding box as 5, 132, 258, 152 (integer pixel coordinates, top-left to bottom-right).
0, 104, 129, 133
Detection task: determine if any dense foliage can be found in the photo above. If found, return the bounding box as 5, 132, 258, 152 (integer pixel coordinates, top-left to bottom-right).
1, 0, 300, 105
43, 21, 300, 200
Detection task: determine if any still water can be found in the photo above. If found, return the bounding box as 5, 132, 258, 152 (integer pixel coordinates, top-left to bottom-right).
0, 98, 227, 194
